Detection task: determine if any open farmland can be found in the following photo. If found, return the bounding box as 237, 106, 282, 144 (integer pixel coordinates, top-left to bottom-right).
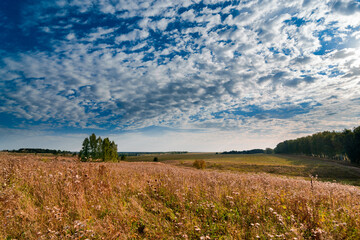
128, 153, 360, 186
1, 152, 360, 239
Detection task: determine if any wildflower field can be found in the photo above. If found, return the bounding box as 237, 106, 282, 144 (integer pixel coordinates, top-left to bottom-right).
1, 152, 360, 239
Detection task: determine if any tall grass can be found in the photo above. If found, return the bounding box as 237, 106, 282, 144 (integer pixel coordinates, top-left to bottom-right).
1, 153, 360, 239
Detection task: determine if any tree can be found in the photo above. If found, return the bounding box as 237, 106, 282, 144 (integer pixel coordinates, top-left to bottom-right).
109, 140, 118, 161
353, 126, 360, 164
101, 138, 118, 161
79, 134, 118, 162
102, 138, 111, 161
332, 133, 345, 157
265, 148, 274, 154
97, 137, 103, 159
274, 126, 360, 164
79, 137, 90, 162
343, 128, 360, 164
89, 133, 99, 159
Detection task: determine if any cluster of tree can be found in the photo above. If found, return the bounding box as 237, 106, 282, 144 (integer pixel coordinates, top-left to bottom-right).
168, 151, 188, 154
6, 148, 73, 155
274, 126, 360, 164
222, 148, 274, 154
79, 133, 118, 162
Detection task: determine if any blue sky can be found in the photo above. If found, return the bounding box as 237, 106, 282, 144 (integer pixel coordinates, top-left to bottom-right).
1, 0, 360, 151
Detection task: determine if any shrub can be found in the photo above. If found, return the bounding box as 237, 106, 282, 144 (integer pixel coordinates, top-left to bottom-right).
193, 160, 206, 169
153, 157, 159, 162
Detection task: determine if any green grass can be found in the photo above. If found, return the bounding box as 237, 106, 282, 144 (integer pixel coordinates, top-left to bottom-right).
127, 153, 360, 186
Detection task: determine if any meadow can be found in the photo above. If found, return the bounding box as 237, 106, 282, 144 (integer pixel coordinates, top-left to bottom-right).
128, 153, 360, 186
1, 152, 360, 239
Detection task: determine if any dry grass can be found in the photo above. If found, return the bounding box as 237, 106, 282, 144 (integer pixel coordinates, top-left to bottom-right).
162, 154, 360, 186
1, 152, 360, 239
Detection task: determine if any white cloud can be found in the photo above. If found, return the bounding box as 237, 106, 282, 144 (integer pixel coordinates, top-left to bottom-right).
1, 0, 360, 150
115, 29, 149, 42
181, 9, 196, 21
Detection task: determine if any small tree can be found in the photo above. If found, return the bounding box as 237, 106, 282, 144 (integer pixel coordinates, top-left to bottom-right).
97, 137, 103, 159
153, 157, 158, 162
102, 138, 111, 161
101, 138, 118, 161
110, 140, 118, 161
79, 137, 90, 162
89, 133, 98, 159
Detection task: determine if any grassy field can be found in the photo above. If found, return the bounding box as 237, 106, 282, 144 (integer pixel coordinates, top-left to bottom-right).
1, 152, 360, 239
128, 153, 360, 186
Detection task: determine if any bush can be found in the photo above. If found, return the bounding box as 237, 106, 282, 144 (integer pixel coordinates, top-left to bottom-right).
121, 155, 127, 161
153, 157, 159, 162
193, 160, 206, 169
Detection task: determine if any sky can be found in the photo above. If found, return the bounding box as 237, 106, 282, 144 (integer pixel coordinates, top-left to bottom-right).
1, 0, 360, 152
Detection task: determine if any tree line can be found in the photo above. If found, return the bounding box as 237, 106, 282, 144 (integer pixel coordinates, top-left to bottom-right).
222, 149, 274, 154
5, 148, 74, 155
79, 133, 118, 162
274, 126, 360, 164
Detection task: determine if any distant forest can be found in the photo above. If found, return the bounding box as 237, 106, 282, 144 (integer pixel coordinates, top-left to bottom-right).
222, 149, 273, 154
274, 126, 360, 164
118, 151, 188, 156
5, 148, 74, 155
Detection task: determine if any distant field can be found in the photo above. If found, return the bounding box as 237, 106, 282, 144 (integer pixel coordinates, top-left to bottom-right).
1, 152, 360, 239
128, 153, 360, 186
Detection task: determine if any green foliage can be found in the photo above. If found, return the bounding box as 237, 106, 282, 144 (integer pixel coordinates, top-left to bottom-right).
101, 137, 118, 161
121, 155, 127, 161
222, 149, 264, 154
80, 134, 118, 162
102, 138, 111, 161
274, 126, 360, 164
8, 148, 72, 155
97, 137, 103, 159
79, 137, 90, 162
265, 148, 274, 154
153, 157, 158, 162
343, 127, 360, 164
193, 159, 206, 169
89, 133, 98, 159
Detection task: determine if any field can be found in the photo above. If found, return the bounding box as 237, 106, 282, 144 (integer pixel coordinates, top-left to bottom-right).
128, 153, 360, 186
1, 152, 360, 239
